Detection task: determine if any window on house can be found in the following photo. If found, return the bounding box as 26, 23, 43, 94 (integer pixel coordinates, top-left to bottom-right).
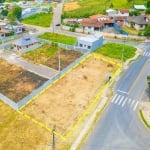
88, 46, 91, 49
79, 44, 83, 47
140, 25, 143, 28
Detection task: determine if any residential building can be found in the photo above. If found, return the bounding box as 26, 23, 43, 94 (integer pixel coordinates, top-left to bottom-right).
124, 15, 150, 30
134, 5, 146, 11
13, 36, 39, 50
81, 14, 113, 33
75, 35, 103, 51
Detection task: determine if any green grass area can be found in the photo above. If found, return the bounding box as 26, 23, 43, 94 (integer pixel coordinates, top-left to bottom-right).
22, 12, 53, 27
22, 44, 59, 62
122, 26, 139, 35
95, 43, 136, 61
62, 0, 147, 18
38, 32, 77, 45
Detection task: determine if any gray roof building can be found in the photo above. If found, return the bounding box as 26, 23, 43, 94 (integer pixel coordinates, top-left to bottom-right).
13, 36, 39, 47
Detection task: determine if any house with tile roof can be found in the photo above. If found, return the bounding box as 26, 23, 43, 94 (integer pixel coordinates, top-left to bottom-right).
124, 15, 150, 30
81, 14, 113, 33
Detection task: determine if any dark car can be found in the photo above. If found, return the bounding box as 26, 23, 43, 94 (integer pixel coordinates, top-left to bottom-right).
55, 24, 60, 26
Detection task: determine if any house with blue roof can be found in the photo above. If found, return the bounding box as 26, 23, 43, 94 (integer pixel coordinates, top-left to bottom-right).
13, 36, 39, 50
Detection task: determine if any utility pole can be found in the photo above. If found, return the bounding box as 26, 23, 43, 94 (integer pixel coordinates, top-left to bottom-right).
58, 51, 61, 72
52, 125, 56, 150
121, 36, 127, 70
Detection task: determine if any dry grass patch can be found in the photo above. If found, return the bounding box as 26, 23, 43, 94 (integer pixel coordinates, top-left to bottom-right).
64, 1, 80, 11
22, 56, 118, 135
0, 101, 51, 150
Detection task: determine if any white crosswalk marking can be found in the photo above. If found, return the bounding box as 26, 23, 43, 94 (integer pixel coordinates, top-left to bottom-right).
131, 100, 135, 106
111, 94, 118, 103
121, 97, 128, 107
118, 96, 124, 105
133, 101, 139, 111
111, 93, 139, 111
145, 52, 149, 56
128, 98, 131, 104
114, 95, 121, 104
148, 53, 150, 57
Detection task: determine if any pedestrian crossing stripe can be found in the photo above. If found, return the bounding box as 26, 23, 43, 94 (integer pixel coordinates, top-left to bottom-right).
114, 95, 121, 104
143, 51, 150, 57
111, 94, 139, 111
121, 97, 128, 107
118, 96, 124, 105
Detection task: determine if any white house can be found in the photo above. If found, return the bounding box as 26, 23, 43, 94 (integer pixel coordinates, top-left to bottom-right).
106, 9, 118, 17
75, 35, 103, 51
3, 24, 25, 34
134, 5, 146, 10
118, 9, 129, 17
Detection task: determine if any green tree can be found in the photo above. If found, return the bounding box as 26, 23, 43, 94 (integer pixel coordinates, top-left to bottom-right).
7, 12, 16, 22
143, 24, 150, 36
147, 0, 150, 8
12, 6, 22, 20
147, 76, 150, 88
146, 8, 150, 14
0, 0, 5, 3
110, 2, 113, 8
129, 10, 141, 16
1, 9, 8, 16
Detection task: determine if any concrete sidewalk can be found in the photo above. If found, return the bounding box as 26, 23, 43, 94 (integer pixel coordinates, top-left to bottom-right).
0, 51, 58, 79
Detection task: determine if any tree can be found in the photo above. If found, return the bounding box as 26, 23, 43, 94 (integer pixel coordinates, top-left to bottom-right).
12, 6, 22, 20
110, 2, 114, 8
146, 8, 150, 14
0, 0, 5, 3
147, 76, 150, 88
7, 12, 16, 23
143, 24, 150, 36
1, 9, 8, 17
147, 0, 150, 8
129, 10, 141, 16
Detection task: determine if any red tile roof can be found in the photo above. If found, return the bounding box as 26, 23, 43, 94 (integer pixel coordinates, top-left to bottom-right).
119, 9, 129, 13
81, 18, 104, 27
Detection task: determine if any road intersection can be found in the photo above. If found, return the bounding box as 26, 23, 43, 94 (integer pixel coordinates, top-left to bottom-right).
82, 42, 150, 150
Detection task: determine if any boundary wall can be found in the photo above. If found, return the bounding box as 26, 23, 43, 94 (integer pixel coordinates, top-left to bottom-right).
0, 51, 90, 110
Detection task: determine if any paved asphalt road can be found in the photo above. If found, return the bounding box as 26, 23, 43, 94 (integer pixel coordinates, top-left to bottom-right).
82, 43, 150, 150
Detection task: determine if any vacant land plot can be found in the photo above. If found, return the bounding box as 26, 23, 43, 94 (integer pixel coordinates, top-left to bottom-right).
95, 43, 136, 62
38, 32, 77, 45
0, 58, 48, 102
0, 101, 52, 150
22, 55, 118, 134
22, 44, 82, 70
22, 12, 53, 27
64, 1, 80, 11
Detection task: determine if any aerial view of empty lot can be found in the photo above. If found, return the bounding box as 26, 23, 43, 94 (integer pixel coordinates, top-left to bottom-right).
22, 55, 119, 135
0, 58, 48, 102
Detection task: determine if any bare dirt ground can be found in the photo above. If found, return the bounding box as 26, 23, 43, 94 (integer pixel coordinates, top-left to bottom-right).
139, 102, 150, 125
64, 1, 80, 11
0, 58, 48, 102
22, 56, 118, 134
45, 50, 82, 70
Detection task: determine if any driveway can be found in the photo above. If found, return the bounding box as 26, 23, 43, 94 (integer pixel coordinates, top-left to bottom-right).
0, 51, 58, 79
